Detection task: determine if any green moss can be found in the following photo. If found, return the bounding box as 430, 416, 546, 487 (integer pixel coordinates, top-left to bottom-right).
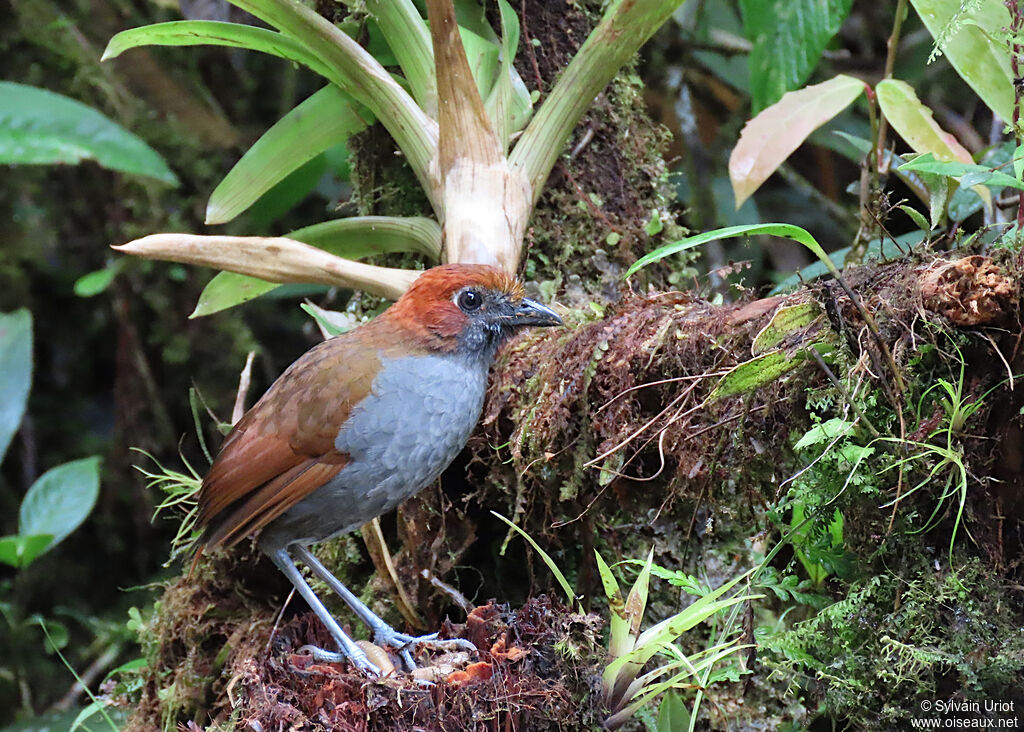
759, 559, 1024, 727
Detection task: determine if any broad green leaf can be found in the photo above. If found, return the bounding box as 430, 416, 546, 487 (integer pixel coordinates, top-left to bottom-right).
876, 80, 973, 163
709, 351, 803, 401
0, 82, 177, 185
74, 262, 122, 297
876, 78, 990, 212
729, 75, 865, 207
103, 20, 331, 78
794, 417, 856, 450
19, 457, 102, 556
191, 216, 442, 317
751, 302, 822, 355
656, 689, 693, 732
207, 86, 373, 224
909, 0, 1013, 122
192, 272, 279, 317
740, 0, 854, 111
0, 309, 32, 463
0, 534, 53, 569
898, 153, 1024, 191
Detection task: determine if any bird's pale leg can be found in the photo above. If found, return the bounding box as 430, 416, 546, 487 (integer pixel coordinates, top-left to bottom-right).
269, 548, 380, 675
292, 545, 477, 670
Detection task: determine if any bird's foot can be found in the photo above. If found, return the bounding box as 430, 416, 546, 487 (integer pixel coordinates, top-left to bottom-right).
297, 643, 383, 677
372, 629, 478, 671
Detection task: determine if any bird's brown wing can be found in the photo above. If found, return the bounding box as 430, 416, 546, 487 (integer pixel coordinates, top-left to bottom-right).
196, 336, 382, 549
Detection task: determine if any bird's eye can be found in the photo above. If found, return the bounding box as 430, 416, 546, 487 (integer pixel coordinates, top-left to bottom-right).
456, 289, 483, 312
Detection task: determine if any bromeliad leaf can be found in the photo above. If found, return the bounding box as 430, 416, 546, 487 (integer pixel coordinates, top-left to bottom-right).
484, 0, 533, 151
206, 86, 374, 224
0, 82, 178, 185
190, 216, 442, 317
102, 20, 330, 78
729, 75, 865, 208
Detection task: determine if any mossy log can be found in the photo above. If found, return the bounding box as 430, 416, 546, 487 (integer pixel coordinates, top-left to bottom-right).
122, 250, 1024, 730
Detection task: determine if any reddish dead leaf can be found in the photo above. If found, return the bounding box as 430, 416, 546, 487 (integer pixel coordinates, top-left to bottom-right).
490, 632, 530, 662
446, 661, 494, 686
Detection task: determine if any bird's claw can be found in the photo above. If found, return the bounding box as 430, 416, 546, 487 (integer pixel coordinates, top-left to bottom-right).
372, 630, 477, 671
296, 643, 381, 677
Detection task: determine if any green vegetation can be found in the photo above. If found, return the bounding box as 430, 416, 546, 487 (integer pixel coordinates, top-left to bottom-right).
3, 0, 1024, 729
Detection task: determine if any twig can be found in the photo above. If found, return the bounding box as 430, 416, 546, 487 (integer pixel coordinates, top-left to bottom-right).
231, 351, 257, 425
49, 642, 123, 713
361, 518, 426, 631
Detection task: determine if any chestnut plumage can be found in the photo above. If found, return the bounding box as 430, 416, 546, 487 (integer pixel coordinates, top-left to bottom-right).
195, 263, 561, 674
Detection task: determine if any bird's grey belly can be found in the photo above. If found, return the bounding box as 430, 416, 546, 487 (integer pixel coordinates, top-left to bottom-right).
259, 353, 487, 550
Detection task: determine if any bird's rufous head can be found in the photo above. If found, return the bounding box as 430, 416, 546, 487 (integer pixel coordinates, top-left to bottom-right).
384, 264, 562, 357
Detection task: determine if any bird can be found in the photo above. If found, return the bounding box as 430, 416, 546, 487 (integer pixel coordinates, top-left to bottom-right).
193, 263, 562, 675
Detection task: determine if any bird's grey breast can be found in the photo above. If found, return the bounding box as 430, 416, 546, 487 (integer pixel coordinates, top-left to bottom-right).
335, 352, 488, 483
262, 352, 488, 548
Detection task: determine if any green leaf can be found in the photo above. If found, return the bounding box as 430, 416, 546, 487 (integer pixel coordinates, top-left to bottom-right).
74, 262, 122, 297
192, 273, 280, 318
0, 82, 177, 185
709, 351, 804, 401
595, 551, 631, 659
740, 0, 854, 111
751, 302, 822, 355
492, 511, 578, 610
794, 417, 856, 450
898, 204, 932, 232
103, 20, 330, 78
190, 216, 442, 317
0, 534, 54, 569
909, 0, 1013, 122
730, 75, 864, 208
301, 302, 356, 338
656, 690, 692, 732
484, 0, 533, 150
19, 457, 102, 556
366, 0, 436, 114
876, 78, 991, 213
206, 85, 373, 224
898, 153, 1024, 191
0, 309, 32, 463
628, 223, 838, 280
459, 25, 501, 100
876, 79, 973, 162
